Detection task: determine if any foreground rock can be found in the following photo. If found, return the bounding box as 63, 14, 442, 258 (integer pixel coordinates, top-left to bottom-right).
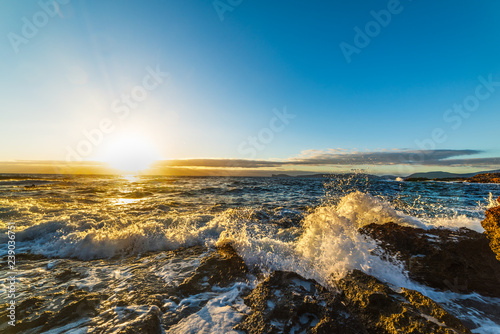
235, 271, 367, 333
361, 222, 500, 297
338, 270, 471, 334
482, 204, 500, 261
2, 290, 104, 334
237, 270, 471, 333
178, 242, 249, 295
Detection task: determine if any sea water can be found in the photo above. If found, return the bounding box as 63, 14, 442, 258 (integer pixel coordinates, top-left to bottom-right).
0, 174, 499, 333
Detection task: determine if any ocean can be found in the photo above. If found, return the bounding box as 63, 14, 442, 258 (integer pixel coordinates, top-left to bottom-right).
1, 174, 500, 333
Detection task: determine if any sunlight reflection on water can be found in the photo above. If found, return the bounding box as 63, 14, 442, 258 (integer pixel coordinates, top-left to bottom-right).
113, 198, 142, 205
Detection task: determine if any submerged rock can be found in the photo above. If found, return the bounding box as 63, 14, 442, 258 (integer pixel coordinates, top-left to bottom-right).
360, 222, 500, 297
482, 204, 500, 262
236, 270, 470, 333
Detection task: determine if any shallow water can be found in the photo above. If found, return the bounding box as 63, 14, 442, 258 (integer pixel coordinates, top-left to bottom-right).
1, 174, 499, 332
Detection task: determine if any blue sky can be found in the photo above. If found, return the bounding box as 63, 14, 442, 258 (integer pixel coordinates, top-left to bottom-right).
1, 0, 500, 174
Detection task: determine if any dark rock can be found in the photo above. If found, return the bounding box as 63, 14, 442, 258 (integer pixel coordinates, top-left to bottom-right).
41, 290, 101, 331
0, 297, 49, 334
116, 306, 162, 334
482, 205, 500, 261
178, 243, 249, 295
55, 269, 84, 281
337, 270, 471, 334
360, 222, 500, 297
237, 270, 470, 334
235, 271, 367, 334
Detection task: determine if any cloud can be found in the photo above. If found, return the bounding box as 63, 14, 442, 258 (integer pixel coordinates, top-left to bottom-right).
287, 149, 483, 166
154, 149, 498, 168
153, 159, 283, 168
2, 149, 499, 176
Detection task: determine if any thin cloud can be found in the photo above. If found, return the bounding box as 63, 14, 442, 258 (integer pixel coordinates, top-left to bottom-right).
154, 149, 497, 168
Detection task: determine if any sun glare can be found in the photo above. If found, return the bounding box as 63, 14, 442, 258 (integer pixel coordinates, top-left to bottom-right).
96, 134, 161, 173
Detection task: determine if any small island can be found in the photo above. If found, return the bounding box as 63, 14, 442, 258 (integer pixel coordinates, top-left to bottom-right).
405, 172, 500, 183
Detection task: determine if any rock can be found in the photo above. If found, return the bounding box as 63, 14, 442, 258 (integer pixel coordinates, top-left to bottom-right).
237, 270, 470, 333
337, 270, 471, 334
55, 269, 84, 281
1, 297, 50, 334
482, 205, 500, 261
235, 271, 367, 334
41, 290, 102, 331
360, 222, 500, 297
178, 243, 249, 295
116, 306, 162, 334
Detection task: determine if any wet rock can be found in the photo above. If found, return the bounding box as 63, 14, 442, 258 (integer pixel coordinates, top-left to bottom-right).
0, 297, 50, 334
3, 290, 103, 333
482, 204, 500, 261
178, 243, 249, 295
401, 288, 471, 331
337, 269, 471, 334
116, 305, 162, 334
55, 268, 84, 281
360, 222, 500, 297
235, 271, 368, 334
237, 270, 470, 333
41, 290, 102, 331
92, 305, 162, 333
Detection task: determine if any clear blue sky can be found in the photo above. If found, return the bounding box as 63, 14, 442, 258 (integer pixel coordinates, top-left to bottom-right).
1, 0, 500, 174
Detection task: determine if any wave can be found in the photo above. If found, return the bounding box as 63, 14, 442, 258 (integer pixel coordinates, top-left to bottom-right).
7, 191, 481, 285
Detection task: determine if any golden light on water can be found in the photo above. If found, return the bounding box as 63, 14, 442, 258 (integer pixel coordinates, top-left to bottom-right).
95, 133, 161, 174
113, 198, 142, 205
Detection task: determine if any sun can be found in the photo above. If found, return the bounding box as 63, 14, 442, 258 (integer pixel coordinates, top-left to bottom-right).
95, 134, 161, 173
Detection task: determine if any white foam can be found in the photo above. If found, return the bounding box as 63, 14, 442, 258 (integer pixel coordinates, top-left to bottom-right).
425, 215, 484, 233
293, 194, 411, 287
335, 191, 427, 229
218, 192, 413, 289
485, 192, 500, 209
166, 282, 251, 334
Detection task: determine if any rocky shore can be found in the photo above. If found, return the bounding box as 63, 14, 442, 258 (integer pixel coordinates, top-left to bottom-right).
236, 201, 500, 333
482, 201, 500, 261
360, 222, 500, 297
236, 270, 472, 333
3, 203, 500, 333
